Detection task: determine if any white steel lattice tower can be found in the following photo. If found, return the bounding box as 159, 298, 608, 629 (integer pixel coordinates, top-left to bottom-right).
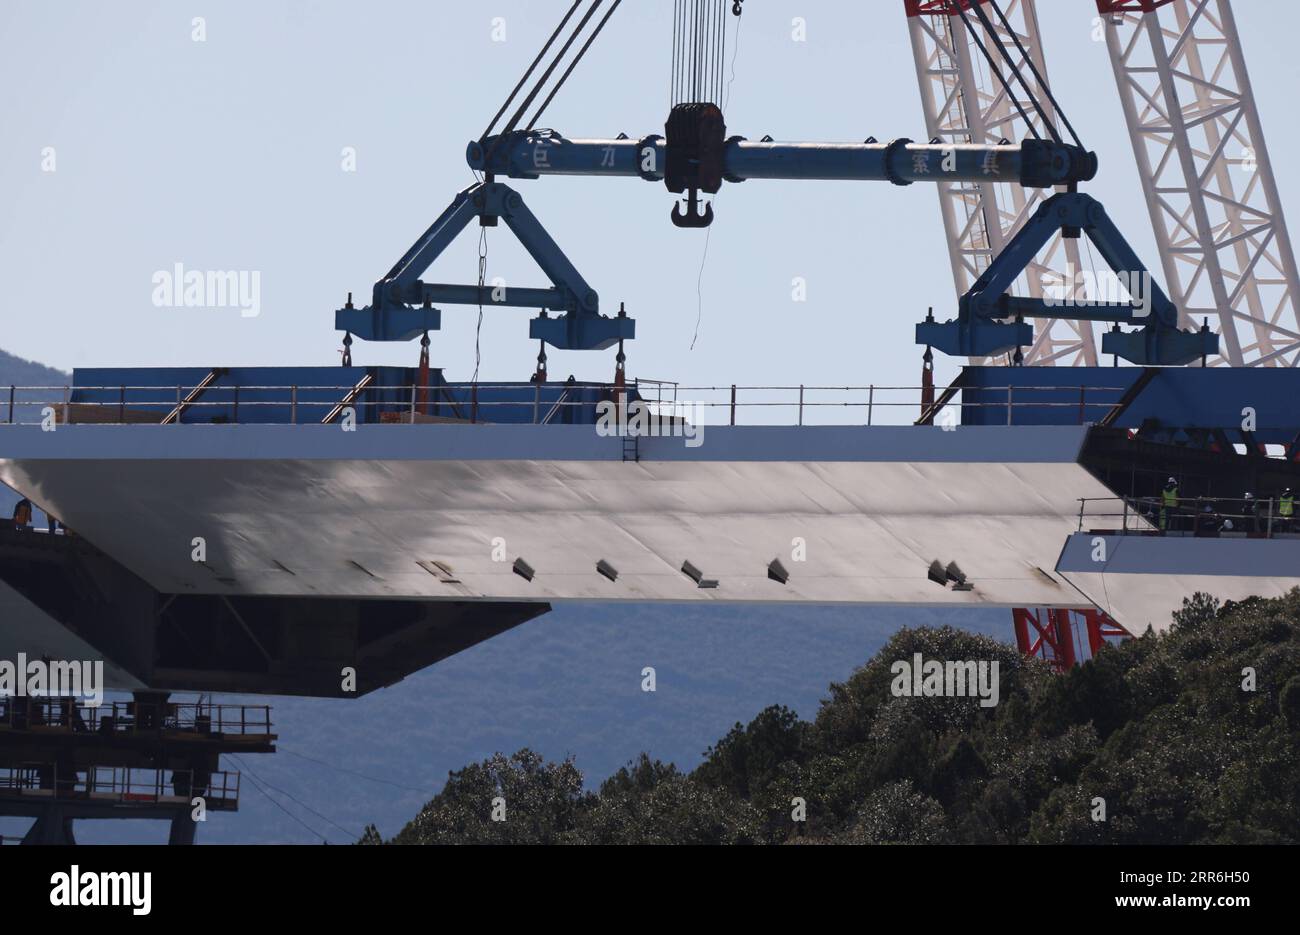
1100, 0, 1300, 366
906, 0, 1101, 365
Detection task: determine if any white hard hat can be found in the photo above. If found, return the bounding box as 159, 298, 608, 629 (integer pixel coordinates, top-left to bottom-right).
1223, 519, 1234, 530
1167, 477, 1177, 484
1245, 492, 1254, 499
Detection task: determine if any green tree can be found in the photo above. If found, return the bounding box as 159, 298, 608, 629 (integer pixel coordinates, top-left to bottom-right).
375, 588, 1300, 845
391, 749, 590, 845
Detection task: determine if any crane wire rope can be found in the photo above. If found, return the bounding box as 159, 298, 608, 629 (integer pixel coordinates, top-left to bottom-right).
673, 0, 727, 107
480, 0, 583, 146
527, 0, 624, 130
984, 0, 1085, 149
230, 753, 362, 843
965, 1, 1059, 143
497, 1, 603, 142
952, 2, 1043, 141
231, 756, 329, 843
278, 746, 439, 796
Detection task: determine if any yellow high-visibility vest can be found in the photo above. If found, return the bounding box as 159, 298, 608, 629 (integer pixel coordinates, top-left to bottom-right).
1282, 494, 1294, 518
1161, 486, 1179, 508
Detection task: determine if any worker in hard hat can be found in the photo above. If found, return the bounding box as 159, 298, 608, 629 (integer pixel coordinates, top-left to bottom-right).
1242, 491, 1258, 534
1160, 476, 1179, 532
11, 498, 32, 531
1196, 500, 1216, 536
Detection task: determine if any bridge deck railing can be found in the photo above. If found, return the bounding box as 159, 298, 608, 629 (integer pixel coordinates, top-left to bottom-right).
1078, 496, 1297, 539
0, 381, 1130, 427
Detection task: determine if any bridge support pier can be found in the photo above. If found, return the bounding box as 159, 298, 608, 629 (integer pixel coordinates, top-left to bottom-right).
21, 803, 77, 845
1012, 607, 1130, 672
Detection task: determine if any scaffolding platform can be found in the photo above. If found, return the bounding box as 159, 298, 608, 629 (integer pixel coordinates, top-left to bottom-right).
0, 694, 273, 844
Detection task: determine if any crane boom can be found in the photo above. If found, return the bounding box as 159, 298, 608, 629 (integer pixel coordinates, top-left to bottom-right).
1099, 0, 1300, 367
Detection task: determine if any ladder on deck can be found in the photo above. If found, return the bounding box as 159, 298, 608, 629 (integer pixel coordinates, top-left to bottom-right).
162, 368, 227, 425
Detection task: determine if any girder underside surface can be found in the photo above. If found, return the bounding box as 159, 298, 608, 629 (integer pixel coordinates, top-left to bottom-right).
3, 423, 1294, 639
1, 424, 1098, 611
1057, 532, 1300, 632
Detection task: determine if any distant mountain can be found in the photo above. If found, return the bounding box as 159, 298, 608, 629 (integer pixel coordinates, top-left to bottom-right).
0, 347, 69, 388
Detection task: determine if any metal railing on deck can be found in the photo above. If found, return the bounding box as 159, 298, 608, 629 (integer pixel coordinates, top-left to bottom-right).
0, 381, 1132, 427
0, 764, 239, 807
1078, 496, 1298, 538
0, 698, 272, 736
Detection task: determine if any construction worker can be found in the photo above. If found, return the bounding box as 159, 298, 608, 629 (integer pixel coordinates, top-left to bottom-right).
11, 498, 32, 531
1280, 487, 1294, 532
1243, 492, 1258, 534
1160, 477, 1179, 532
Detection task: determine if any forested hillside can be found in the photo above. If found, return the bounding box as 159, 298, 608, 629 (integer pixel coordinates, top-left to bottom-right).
374, 591, 1300, 845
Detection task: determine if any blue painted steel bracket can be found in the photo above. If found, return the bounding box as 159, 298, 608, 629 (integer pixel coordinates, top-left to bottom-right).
336, 181, 632, 350
916, 192, 1220, 365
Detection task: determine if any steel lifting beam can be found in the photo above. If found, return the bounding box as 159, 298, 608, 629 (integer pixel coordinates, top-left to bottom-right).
336, 181, 634, 351
350, 131, 1092, 353
468, 131, 1098, 189
469, 131, 1209, 364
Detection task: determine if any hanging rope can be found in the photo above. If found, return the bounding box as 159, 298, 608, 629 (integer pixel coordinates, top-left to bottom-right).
472, 226, 487, 384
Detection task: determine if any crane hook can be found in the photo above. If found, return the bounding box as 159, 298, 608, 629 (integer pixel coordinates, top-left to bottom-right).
671, 189, 714, 228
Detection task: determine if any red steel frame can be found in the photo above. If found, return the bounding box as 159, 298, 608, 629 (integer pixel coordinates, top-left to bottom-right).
904, 0, 986, 15
1094, 1, 1177, 13
1012, 607, 1130, 672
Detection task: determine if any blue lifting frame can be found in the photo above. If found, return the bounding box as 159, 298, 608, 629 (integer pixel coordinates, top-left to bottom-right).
335, 180, 634, 351
915, 191, 1219, 365
341, 125, 1214, 367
